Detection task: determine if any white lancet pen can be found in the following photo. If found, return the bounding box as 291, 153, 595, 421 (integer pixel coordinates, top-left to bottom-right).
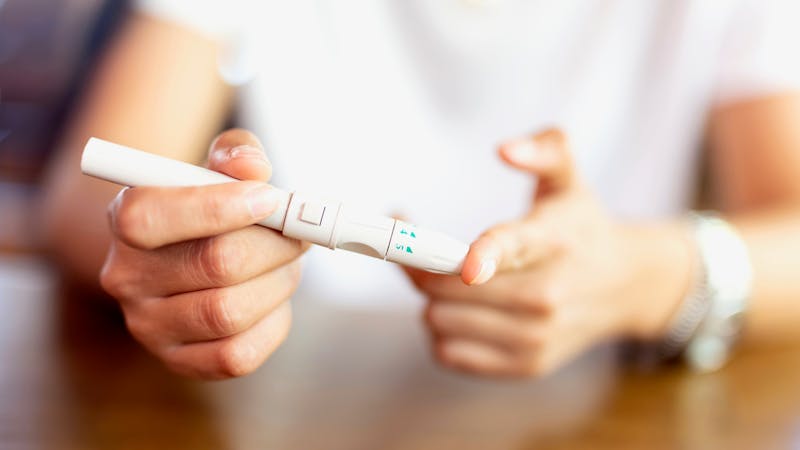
81, 138, 469, 275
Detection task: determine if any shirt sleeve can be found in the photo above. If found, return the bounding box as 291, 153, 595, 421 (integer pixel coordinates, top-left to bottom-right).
713, 0, 800, 105
133, 0, 260, 84
133, 0, 242, 40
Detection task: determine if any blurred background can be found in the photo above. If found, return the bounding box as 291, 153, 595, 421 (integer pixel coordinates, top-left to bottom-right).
0, 0, 125, 253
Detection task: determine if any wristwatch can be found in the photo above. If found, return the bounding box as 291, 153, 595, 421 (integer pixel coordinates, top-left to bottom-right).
659, 213, 753, 372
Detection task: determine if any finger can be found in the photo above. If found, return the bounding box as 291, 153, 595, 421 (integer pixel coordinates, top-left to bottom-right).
426, 301, 543, 351
498, 128, 574, 196
109, 181, 283, 249
461, 219, 559, 285
161, 300, 292, 380
129, 260, 302, 344
435, 338, 523, 378
404, 267, 551, 314
207, 128, 272, 182
102, 226, 306, 298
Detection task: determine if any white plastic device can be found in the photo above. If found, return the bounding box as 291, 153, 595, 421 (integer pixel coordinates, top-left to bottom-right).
81, 138, 469, 274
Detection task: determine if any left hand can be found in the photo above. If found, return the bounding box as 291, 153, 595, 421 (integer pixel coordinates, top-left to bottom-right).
405, 129, 692, 378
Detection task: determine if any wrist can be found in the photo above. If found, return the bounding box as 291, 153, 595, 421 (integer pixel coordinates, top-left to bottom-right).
618, 222, 696, 341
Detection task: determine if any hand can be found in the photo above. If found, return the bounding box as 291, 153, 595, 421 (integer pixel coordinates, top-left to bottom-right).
406, 129, 692, 378
100, 129, 307, 379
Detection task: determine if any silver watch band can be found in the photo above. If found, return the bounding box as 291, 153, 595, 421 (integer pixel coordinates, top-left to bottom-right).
684, 213, 753, 371
659, 213, 753, 372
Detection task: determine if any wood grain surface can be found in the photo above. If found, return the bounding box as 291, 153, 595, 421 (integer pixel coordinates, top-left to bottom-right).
1, 255, 800, 450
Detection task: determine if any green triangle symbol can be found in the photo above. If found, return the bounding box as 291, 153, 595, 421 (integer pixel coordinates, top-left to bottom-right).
410, 232, 416, 238
406, 247, 413, 254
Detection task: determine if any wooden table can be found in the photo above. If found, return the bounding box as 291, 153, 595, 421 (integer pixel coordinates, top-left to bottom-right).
2, 255, 800, 450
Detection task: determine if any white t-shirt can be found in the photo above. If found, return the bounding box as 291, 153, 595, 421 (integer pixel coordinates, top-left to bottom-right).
137, 0, 800, 308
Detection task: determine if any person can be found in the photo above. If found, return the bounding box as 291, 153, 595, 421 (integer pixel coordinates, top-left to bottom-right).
40, 1, 800, 379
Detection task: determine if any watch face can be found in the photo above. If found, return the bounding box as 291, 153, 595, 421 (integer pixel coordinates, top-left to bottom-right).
687, 335, 728, 373
719, 310, 745, 338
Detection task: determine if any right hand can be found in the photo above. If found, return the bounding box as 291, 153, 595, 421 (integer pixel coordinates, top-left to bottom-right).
100, 129, 307, 379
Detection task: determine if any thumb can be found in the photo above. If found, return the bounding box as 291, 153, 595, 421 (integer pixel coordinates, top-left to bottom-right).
206, 128, 273, 182
498, 128, 574, 196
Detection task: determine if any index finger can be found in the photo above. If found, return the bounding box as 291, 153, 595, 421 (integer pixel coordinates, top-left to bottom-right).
403, 266, 551, 313
462, 219, 558, 285
109, 181, 283, 250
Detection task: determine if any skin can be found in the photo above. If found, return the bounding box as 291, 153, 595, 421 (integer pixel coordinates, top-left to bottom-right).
39, 14, 235, 286
39, 16, 307, 379
404, 129, 694, 377
99, 130, 308, 379
40, 13, 800, 379
408, 98, 800, 377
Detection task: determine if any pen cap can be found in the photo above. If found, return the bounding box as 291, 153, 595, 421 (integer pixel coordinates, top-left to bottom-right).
81, 138, 291, 230
386, 220, 468, 275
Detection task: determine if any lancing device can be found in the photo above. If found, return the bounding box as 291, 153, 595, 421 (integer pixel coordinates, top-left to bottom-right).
81, 138, 469, 274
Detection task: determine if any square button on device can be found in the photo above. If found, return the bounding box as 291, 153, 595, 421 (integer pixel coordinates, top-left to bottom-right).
300, 202, 325, 226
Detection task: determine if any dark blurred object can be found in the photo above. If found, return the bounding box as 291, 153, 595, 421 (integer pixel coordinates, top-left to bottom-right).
0, 181, 38, 252
0, 0, 127, 183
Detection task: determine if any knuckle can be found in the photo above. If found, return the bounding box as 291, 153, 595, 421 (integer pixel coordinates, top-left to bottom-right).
112, 189, 157, 249
484, 222, 518, 242
196, 289, 243, 337
416, 276, 443, 297
550, 230, 569, 251
99, 251, 135, 301
99, 267, 126, 300
517, 326, 543, 349
216, 341, 260, 378
507, 290, 536, 310
266, 262, 303, 307
264, 233, 305, 266
536, 285, 562, 315
432, 340, 450, 364
426, 304, 452, 333
520, 364, 541, 378
198, 235, 244, 286
423, 303, 439, 326
423, 303, 448, 331
284, 259, 304, 289
536, 297, 556, 317
422, 306, 435, 328
161, 357, 191, 378
123, 309, 157, 348
99, 260, 122, 298
406, 270, 428, 291
159, 348, 202, 379
519, 357, 546, 377
480, 227, 506, 245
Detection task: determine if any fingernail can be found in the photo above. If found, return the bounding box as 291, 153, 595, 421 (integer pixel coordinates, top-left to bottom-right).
230, 145, 265, 159
469, 258, 497, 285
245, 185, 281, 218
214, 145, 271, 169
505, 139, 554, 166
506, 139, 539, 165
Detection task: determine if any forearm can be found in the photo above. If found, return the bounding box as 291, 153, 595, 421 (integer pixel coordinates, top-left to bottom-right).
729, 206, 800, 344
38, 13, 233, 289
706, 95, 800, 344
626, 205, 800, 346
